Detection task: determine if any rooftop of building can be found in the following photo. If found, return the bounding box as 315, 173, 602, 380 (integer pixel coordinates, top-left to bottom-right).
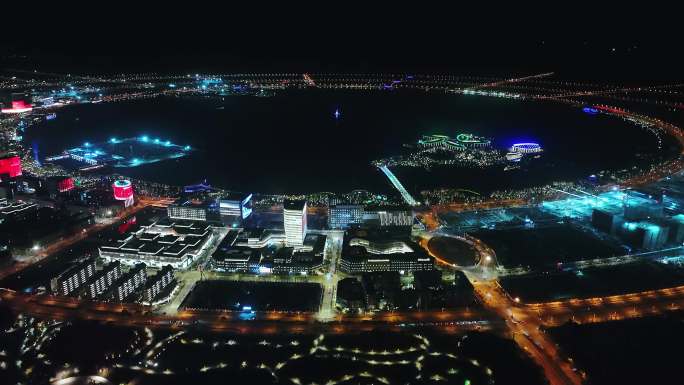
220, 192, 252, 202
239, 227, 266, 239
171, 198, 214, 208
303, 233, 326, 253
87, 261, 121, 282
54, 258, 95, 281
100, 217, 213, 259
345, 227, 412, 241
138, 232, 160, 241
343, 235, 429, 262
162, 243, 189, 257
348, 238, 414, 254
173, 225, 210, 237
157, 234, 180, 244
120, 238, 147, 251
283, 199, 306, 211
139, 241, 165, 255
150, 216, 213, 230
219, 230, 240, 247
212, 247, 260, 263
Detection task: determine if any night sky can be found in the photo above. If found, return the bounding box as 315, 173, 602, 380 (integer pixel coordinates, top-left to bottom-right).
1, 6, 681, 81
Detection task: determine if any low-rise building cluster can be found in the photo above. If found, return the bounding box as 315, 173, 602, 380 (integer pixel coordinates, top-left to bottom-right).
49, 257, 176, 304
99, 216, 215, 269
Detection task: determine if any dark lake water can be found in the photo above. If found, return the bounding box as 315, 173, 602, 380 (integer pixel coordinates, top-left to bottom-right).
26, 90, 672, 194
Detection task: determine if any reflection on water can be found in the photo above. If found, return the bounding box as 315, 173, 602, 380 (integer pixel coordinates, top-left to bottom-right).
26, 91, 669, 194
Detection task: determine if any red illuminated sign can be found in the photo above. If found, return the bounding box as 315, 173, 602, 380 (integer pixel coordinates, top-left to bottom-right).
0, 156, 22, 178
57, 177, 75, 193
11, 100, 30, 109
1, 100, 32, 114
113, 180, 134, 200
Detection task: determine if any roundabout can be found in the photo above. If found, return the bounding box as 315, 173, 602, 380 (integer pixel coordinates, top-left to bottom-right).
425, 236, 481, 268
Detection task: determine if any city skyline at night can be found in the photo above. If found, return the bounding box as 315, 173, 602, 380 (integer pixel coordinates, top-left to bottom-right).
1, 9, 683, 385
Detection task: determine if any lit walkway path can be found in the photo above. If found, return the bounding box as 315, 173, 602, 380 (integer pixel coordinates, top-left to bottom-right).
378, 165, 419, 206
317, 230, 344, 321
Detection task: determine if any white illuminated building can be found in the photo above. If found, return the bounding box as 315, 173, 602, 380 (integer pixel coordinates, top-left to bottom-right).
283, 199, 307, 246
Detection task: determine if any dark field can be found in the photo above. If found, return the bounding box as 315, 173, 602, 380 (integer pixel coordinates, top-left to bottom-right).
427, 236, 479, 267
549, 312, 684, 385
500, 261, 684, 303
471, 225, 625, 270
0, 304, 546, 385
181, 280, 322, 312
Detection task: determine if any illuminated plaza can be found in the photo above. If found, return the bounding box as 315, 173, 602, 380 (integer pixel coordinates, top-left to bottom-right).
44, 136, 191, 170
